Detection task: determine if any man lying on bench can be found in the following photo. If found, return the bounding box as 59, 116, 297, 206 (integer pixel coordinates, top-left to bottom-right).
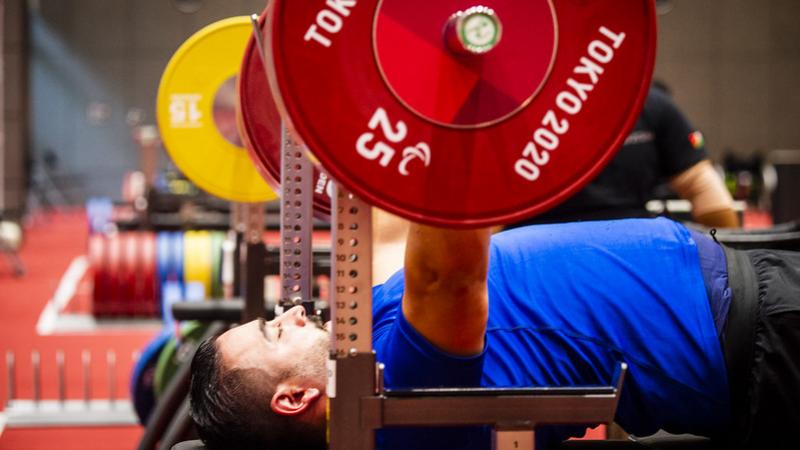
189, 217, 800, 449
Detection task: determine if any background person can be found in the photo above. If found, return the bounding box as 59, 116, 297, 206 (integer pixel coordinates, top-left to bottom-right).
513, 85, 740, 228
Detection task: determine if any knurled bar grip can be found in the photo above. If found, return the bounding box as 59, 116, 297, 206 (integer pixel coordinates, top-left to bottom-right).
243, 203, 265, 245
330, 184, 373, 355
279, 125, 314, 311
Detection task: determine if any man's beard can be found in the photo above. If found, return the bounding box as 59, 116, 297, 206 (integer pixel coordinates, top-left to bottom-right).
288, 326, 329, 383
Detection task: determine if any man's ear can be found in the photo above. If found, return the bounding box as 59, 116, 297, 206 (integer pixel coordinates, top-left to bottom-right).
270, 385, 322, 417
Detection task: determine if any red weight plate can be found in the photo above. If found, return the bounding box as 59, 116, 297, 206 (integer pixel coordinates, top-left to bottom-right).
133, 233, 145, 316
238, 10, 333, 220
130, 233, 143, 316
123, 235, 135, 316
141, 233, 158, 317
268, 0, 656, 227
122, 233, 139, 316
89, 235, 109, 316
107, 234, 122, 316
129, 233, 145, 316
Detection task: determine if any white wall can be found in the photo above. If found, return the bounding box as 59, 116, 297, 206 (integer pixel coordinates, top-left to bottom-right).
655, 0, 800, 158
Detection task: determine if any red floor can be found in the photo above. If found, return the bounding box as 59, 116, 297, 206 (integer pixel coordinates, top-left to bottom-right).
0, 427, 144, 450
0, 211, 155, 449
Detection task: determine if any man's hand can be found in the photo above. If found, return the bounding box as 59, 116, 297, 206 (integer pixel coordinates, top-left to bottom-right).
402, 224, 491, 356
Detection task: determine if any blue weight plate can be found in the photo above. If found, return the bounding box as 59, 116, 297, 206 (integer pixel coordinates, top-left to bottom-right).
171, 232, 185, 285
161, 281, 184, 326
157, 232, 171, 287
130, 329, 172, 425
156, 233, 171, 318
86, 197, 114, 234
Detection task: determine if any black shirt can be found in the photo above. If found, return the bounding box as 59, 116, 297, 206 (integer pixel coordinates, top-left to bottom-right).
516, 87, 709, 226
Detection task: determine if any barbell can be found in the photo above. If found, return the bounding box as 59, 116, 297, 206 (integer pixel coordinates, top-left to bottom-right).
159, 1, 656, 227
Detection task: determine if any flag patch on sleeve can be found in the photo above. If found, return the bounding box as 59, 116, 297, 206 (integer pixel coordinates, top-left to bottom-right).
689, 131, 705, 150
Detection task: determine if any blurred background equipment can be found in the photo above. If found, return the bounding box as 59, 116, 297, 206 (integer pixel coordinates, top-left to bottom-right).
768, 150, 800, 224
0, 218, 25, 276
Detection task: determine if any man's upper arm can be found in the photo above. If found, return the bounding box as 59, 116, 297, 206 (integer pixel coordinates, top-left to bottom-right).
401, 224, 491, 356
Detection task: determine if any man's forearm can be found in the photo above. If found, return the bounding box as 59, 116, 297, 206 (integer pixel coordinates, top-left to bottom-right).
695, 209, 740, 228
670, 160, 740, 228
404, 224, 491, 293
402, 224, 492, 355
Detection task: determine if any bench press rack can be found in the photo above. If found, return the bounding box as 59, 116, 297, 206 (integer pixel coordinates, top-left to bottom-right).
326, 183, 627, 450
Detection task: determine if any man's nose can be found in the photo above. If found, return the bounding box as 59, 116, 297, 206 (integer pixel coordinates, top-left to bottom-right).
279, 305, 307, 326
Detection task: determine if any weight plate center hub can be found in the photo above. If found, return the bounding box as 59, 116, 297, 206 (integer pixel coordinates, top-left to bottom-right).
375, 1, 557, 128
213, 76, 244, 147
451, 6, 503, 55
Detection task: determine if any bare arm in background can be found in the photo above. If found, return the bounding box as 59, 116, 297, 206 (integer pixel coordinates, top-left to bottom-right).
670, 160, 740, 228
372, 209, 409, 285
402, 224, 491, 356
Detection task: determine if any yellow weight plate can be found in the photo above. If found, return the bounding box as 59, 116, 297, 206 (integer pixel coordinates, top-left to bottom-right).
157, 17, 277, 203
183, 231, 213, 298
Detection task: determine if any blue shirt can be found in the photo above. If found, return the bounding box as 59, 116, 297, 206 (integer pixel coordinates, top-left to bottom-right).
687, 229, 732, 338
372, 218, 730, 449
